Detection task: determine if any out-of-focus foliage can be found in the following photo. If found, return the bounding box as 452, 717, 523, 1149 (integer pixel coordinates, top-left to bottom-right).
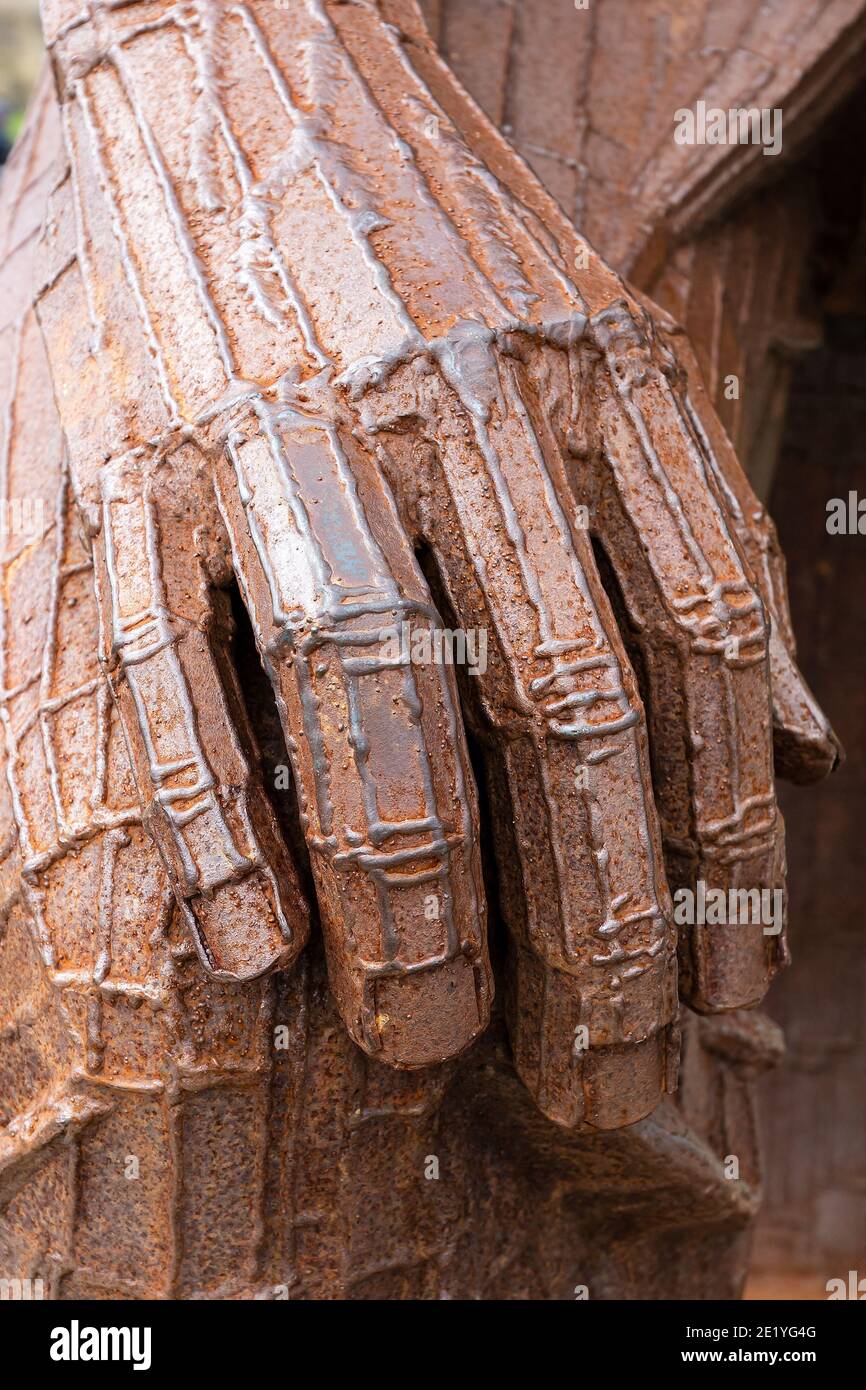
0, 0, 42, 163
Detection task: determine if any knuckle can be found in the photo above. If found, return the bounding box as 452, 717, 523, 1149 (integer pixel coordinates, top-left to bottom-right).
672, 575, 769, 666
512, 637, 641, 740
588, 299, 656, 391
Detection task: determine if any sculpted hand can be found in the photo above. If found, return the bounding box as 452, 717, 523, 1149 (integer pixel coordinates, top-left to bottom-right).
33, 0, 838, 1127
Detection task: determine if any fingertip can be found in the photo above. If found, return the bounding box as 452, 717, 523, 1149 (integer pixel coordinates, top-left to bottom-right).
770, 638, 844, 784
773, 717, 844, 785
184, 866, 307, 982
506, 950, 676, 1130
578, 1032, 672, 1131
514, 1029, 672, 1132
682, 922, 776, 1014
343, 950, 493, 1069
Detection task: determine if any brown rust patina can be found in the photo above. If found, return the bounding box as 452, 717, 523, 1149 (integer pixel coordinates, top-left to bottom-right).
0, 0, 840, 1298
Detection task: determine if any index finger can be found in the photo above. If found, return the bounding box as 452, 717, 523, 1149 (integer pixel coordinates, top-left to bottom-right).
213, 400, 492, 1067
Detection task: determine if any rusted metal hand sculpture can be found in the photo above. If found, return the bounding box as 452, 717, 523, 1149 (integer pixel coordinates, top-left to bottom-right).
3, 0, 839, 1159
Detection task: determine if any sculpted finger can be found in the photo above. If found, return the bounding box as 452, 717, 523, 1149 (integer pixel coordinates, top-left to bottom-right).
767, 637, 843, 784
657, 318, 843, 784
28, 68, 308, 978
370, 338, 678, 1129
574, 300, 785, 1011
213, 400, 491, 1068
93, 447, 307, 980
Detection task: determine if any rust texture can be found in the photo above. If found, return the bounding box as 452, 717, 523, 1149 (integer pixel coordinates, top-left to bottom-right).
0, 0, 841, 1298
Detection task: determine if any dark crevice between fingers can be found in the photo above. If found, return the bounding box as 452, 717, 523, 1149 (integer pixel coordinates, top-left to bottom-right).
589, 529, 700, 874
220, 578, 319, 918
217, 580, 326, 1005
587, 535, 700, 1093
589, 535, 652, 727
583, 525, 697, 872
591, 533, 701, 1008
589, 530, 694, 860
413, 542, 509, 995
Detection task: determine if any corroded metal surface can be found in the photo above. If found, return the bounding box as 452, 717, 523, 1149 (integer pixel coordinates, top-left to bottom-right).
0, 0, 840, 1298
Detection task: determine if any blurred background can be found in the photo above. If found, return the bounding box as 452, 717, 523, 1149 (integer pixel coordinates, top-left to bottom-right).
0, 0, 41, 162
